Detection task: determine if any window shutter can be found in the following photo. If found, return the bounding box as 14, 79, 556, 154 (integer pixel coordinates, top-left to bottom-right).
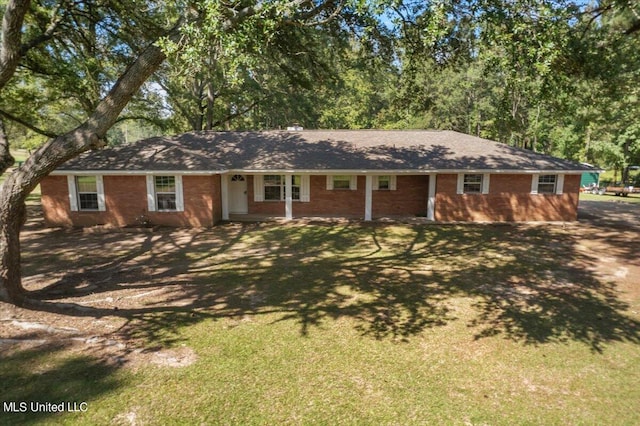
326, 175, 333, 190
556, 174, 564, 195
349, 175, 357, 190
254, 175, 264, 202
175, 175, 184, 211
456, 174, 464, 195
96, 175, 106, 211
67, 176, 78, 212
482, 173, 490, 194
390, 175, 397, 191
531, 174, 539, 195
372, 176, 379, 191
146, 175, 156, 211
300, 175, 310, 202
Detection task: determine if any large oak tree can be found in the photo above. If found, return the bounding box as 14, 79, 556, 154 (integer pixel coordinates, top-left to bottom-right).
0, 0, 365, 306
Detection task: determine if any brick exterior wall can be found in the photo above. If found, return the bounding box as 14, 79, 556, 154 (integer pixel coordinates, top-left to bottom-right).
434, 173, 580, 222
294, 175, 365, 217
243, 175, 428, 218
245, 175, 367, 218
41, 172, 580, 227
41, 175, 218, 227
372, 175, 429, 217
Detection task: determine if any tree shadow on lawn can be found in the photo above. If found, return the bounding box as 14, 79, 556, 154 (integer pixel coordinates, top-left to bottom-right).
0, 341, 123, 425
20, 221, 640, 352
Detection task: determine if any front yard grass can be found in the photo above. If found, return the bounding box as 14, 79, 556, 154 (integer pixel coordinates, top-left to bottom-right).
580, 192, 640, 204
1, 221, 639, 424
1, 149, 41, 203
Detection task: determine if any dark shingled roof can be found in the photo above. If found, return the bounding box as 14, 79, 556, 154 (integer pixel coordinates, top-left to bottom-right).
57, 130, 595, 172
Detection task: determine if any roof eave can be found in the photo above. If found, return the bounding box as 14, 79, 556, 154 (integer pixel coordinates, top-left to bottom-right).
51, 168, 592, 175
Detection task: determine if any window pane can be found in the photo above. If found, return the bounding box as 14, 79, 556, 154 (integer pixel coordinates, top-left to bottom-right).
79, 193, 98, 210
292, 186, 301, 200
333, 175, 351, 189
378, 176, 390, 190
463, 174, 482, 193
157, 193, 176, 210
155, 176, 176, 192
292, 175, 301, 186
463, 183, 481, 193
264, 186, 282, 201
538, 184, 556, 194
538, 175, 556, 193
264, 175, 281, 185
76, 176, 97, 193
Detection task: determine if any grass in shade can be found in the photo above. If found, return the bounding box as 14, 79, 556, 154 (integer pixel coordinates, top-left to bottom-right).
1, 219, 639, 424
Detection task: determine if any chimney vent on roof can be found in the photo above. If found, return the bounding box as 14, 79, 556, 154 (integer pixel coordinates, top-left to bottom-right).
286, 124, 303, 131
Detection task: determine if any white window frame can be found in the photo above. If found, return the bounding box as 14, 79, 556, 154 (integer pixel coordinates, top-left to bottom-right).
457, 173, 490, 195
532, 174, 563, 195
327, 175, 357, 190
67, 175, 105, 212
373, 175, 397, 191
254, 174, 310, 203
146, 175, 184, 212
262, 175, 302, 201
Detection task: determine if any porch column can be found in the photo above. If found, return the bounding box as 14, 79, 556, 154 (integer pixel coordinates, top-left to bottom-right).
284, 173, 293, 220
365, 175, 372, 221
221, 174, 229, 220
427, 173, 436, 221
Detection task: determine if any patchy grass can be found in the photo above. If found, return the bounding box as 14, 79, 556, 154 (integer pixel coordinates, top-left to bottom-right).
580, 192, 640, 204
1, 149, 41, 203
1, 219, 639, 424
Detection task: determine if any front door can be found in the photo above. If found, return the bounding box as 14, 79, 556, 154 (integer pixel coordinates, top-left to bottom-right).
229, 174, 248, 214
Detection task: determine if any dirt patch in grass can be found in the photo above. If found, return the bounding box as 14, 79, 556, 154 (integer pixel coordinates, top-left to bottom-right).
1, 202, 639, 362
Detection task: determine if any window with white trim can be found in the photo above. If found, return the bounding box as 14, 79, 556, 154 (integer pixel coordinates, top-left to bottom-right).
155, 176, 177, 210
377, 176, 391, 190
537, 174, 557, 194
373, 175, 397, 191
67, 175, 105, 212
263, 175, 301, 201
463, 174, 483, 193
457, 173, 489, 194
332, 175, 351, 189
146, 175, 184, 212
76, 176, 99, 210
327, 175, 356, 190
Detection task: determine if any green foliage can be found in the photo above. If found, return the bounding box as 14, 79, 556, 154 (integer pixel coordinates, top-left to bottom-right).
1, 0, 638, 171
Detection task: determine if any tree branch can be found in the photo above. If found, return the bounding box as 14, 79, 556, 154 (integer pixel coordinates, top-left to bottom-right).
624, 19, 640, 35
19, 0, 68, 55
114, 115, 166, 128
0, 109, 58, 138
0, 0, 31, 90
211, 99, 261, 128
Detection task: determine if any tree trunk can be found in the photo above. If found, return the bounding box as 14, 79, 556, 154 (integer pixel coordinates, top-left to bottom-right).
0, 200, 26, 304
206, 80, 215, 130
0, 118, 14, 175
0, 0, 31, 91
0, 42, 166, 305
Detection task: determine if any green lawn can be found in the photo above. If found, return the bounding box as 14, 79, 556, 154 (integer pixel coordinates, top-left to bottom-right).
2, 222, 639, 424
580, 192, 640, 204
1, 149, 40, 202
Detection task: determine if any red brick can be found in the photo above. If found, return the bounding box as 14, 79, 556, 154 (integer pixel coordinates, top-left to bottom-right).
435, 174, 579, 221
41, 175, 219, 227
41, 172, 580, 226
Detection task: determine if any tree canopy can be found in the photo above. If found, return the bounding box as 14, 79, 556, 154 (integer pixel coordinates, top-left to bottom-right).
0, 0, 639, 306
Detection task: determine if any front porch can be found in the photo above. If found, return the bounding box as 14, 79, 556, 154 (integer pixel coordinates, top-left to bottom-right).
221, 173, 437, 222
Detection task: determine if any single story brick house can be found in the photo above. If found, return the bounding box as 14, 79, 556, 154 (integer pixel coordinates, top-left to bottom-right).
41, 130, 595, 227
